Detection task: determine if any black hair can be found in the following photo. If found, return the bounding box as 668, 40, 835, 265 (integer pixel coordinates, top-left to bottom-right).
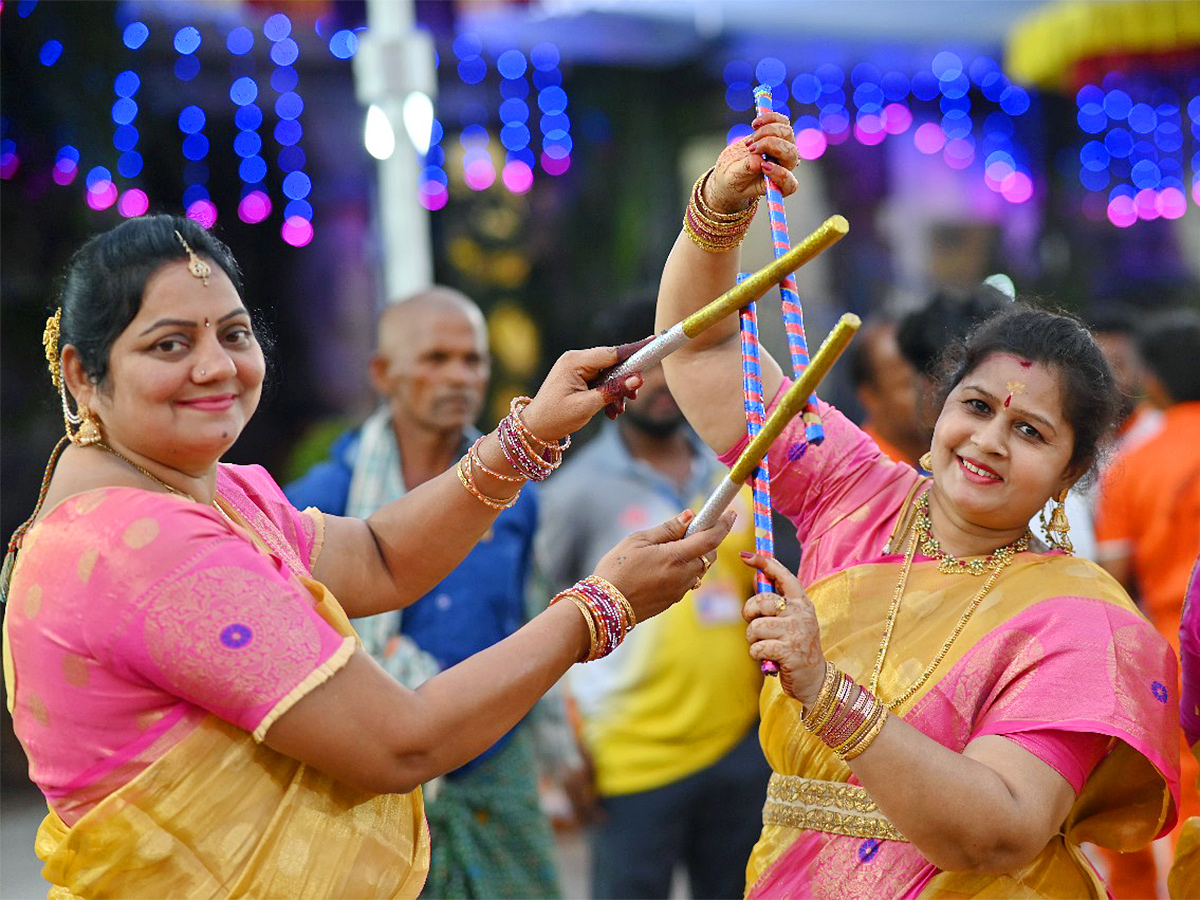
897, 284, 1010, 377
934, 304, 1119, 478
847, 317, 899, 389
55, 215, 270, 386
1136, 308, 1200, 404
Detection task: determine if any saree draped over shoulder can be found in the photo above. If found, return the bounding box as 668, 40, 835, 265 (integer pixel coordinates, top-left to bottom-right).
2, 464, 429, 899
716, 392, 1180, 900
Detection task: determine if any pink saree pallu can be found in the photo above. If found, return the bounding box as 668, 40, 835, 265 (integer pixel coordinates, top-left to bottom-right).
745, 554, 1180, 900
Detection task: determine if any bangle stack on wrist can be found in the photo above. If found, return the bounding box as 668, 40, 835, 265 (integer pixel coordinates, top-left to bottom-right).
550, 575, 636, 662
800, 662, 889, 761
497, 396, 569, 482
682, 167, 759, 253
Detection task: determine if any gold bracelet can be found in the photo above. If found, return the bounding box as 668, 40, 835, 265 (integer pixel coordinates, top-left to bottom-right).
567, 594, 598, 661
469, 436, 525, 483
456, 455, 520, 510
801, 662, 839, 725
841, 704, 889, 761
585, 575, 637, 628
810, 670, 854, 735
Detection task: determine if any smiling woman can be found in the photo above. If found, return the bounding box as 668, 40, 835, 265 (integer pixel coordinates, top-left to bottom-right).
0, 214, 737, 899
654, 113, 1181, 899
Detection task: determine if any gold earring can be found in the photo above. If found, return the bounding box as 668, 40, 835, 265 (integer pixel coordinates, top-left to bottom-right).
919, 451, 933, 472
73, 407, 102, 447
1040, 488, 1073, 554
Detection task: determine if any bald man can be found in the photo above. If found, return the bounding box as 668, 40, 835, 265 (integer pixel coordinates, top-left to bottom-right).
286, 287, 570, 899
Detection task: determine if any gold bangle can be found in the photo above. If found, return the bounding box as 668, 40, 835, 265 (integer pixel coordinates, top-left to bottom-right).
469, 436, 525, 483
841, 704, 889, 761
456, 455, 520, 510
567, 594, 598, 661
801, 662, 839, 724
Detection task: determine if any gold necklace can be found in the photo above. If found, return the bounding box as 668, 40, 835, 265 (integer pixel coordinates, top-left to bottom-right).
869, 490, 1030, 710
95, 441, 236, 527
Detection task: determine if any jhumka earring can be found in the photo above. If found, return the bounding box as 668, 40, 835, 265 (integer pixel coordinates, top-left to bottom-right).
1040, 488, 1073, 554
918, 451, 933, 473
74, 408, 102, 446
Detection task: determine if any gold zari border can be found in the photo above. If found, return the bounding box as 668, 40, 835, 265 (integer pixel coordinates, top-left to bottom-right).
763, 773, 908, 843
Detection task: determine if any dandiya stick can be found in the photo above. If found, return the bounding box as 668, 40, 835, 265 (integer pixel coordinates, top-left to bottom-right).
686, 313, 861, 537
753, 83, 825, 444
591, 216, 849, 397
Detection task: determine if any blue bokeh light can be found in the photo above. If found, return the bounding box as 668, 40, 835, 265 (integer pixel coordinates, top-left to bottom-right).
278, 146, 306, 172
501, 123, 531, 150
235, 104, 263, 131
271, 38, 299, 67
39, 40, 63, 66
497, 49, 527, 79
274, 119, 303, 146
117, 150, 143, 178
239, 155, 268, 183
1080, 140, 1110, 170
282, 171, 312, 200
114, 71, 140, 97
755, 57, 787, 87
500, 98, 529, 124
537, 86, 568, 115
458, 56, 487, 84
1103, 89, 1132, 120
275, 92, 304, 120
999, 85, 1031, 116
182, 133, 209, 160
264, 13, 292, 42
939, 72, 970, 100
182, 184, 209, 207
1104, 127, 1133, 157
880, 71, 909, 101
285, 199, 313, 221
227, 26, 254, 55
178, 105, 206, 134
1130, 159, 1161, 189
123, 22, 149, 50
724, 60, 752, 86
85, 166, 113, 190
1080, 167, 1109, 191
530, 42, 560, 71
1077, 103, 1107, 134
234, 131, 262, 158
113, 124, 139, 151
931, 51, 963, 80
792, 73, 821, 105
1127, 103, 1157, 133
532, 68, 562, 89
911, 70, 939, 101
230, 77, 259, 107
112, 98, 138, 125
454, 32, 484, 59
174, 27, 201, 55
328, 30, 357, 59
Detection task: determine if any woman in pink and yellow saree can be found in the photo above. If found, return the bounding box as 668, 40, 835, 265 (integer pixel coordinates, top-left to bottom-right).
656, 113, 1180, 899
2, 215, 736, 899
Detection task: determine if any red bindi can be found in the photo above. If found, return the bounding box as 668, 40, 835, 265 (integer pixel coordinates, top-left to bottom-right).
1019, 360, 1032, 369
1004, 395, 1012, 408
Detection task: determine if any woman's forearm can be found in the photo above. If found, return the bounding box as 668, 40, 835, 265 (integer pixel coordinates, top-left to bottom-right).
848, 717, 1074, 873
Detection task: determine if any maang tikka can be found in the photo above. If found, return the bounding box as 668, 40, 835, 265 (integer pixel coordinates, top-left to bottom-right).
174, 229, 211, 286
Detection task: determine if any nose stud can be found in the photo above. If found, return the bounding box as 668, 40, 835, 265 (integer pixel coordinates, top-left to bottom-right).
199, 368, 207, 376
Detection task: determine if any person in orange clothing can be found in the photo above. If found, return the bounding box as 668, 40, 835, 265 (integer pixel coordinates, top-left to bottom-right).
847, 316, 925, 467
1096, 307, 1200, 899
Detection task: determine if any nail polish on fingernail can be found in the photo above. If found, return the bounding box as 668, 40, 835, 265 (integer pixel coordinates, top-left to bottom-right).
739, 551, 754, 559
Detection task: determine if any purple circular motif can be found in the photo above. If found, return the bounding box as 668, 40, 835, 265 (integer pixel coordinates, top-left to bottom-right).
858, 838, 880, 862
1151, 680, 1168, 703
220, 623, 253, 649
786, 442, 809, 462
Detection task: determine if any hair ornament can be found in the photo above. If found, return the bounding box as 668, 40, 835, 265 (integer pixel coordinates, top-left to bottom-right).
43, 308, 64, 391
174, 229, 211, 286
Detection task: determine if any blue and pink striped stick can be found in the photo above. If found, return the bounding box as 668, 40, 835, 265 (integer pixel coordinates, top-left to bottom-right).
752, 83, 825, 445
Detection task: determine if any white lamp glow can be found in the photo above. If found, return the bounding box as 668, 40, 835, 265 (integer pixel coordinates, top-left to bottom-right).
364, 103, 395, 161
402, 91, 434, 156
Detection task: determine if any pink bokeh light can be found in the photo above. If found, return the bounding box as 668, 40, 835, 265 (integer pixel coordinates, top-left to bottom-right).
117, 189, 149, 218
86, 181, 118, 210
1106, 195, 1137, 228
913, 122, 945, 155
238, 190, 272, 224
502, 160, 534, 193
794, 128, 827, 160
52, 164, 77, 186
541, 150, 571, 176
186, 199, 218, 229
943, 138, 975, 169
881, 103, 912, 135
281, 216, 314, 247
1134, 188, 1160, 221
464, 158, 496, 191
418, 185, 448, 211
1158, 187, 1186, 219
853, 115, 886, 146
1000, 171, 1033, 203
1, 153, 19, 180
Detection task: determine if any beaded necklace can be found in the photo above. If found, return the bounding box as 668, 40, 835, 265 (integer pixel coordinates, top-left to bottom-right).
869, 490, 1030, 710
95, 441, 237, 528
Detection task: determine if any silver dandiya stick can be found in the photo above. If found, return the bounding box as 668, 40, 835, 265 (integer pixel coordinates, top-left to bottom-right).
685, 312, 861, 536
591, 216, 849, 405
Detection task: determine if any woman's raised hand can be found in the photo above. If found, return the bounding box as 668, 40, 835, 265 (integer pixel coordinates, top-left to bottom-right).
741, 553, 827, 706
706, 110, 800, 215
592, 509, 737, 625
520, 346, 643, 443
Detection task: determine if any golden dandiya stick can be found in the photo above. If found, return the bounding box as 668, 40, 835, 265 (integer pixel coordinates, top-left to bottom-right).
592, 216, 849, 396
685, 312, 861, 536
